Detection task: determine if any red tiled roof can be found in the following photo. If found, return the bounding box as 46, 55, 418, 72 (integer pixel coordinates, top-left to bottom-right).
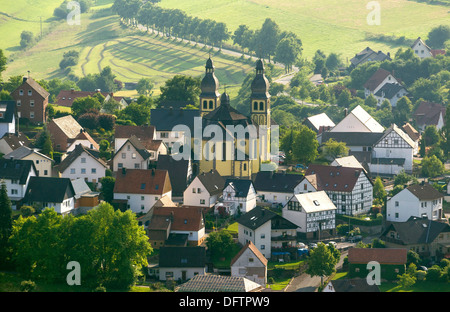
431, 49, 445, 57
304, 164, 366, 192
152, 205, 204, 232
413, 101, 446, 127
348, 248, 407, 265
55, 90, 110, 107
363, 68, 391, 91
113, 168, 171, 195
230, 241, 268, 266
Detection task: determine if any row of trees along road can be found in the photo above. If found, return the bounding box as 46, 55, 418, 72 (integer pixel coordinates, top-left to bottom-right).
112, 0, 302, 73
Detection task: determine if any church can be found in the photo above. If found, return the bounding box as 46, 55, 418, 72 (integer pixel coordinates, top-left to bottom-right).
196, 57, 275, 179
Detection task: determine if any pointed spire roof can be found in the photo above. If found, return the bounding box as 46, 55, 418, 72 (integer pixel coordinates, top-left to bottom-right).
251, 59, 270, 100
201, 57, 220, 98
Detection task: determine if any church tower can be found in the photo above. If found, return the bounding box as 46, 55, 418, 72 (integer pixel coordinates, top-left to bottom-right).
199, 57, 220, 116
250, 59, 271, 161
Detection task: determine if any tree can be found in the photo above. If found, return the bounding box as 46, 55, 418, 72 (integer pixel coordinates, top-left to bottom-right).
373, 176, 387, 206
427, 25, 450, 49
337, 89, 352, 108
364, 94, 377, 108
393, 96, 412, 125
0, 49, 7, 81
136, 78, 154, 97
206, 230, 234, 261
100, 176, 115, 204
20, 31, 34, 49
0, 181, 12, 268
71, 96, 102, 118
423, 125, 440, 147
117, 103, 151, 126
321, 138, 349, 160
291, 126, 319, 165
256, 18, 280, 62
158, 75, 201, 105
325, 53, 342, 74
210, 22, 229, 49
274, 36, 302, 73
305, 243, 338, 286
421, 155, 444, 178
397, 272, 416, 289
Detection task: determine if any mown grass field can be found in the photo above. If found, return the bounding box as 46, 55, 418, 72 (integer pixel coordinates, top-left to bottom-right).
159, 0, 450, 60
2, 1, 257, 99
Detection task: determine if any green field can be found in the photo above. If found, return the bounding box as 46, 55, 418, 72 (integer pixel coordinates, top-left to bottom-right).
2, 1, 257, 99
159, 0, 450, 60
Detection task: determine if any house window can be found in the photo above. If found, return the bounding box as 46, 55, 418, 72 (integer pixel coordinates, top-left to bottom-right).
141, 205, 145, 210
17, 100, 21, 106
30, 100, 34, 107
132, 153, 136, 159
140, 183, 146, 189
249, 257, 254, 262
11, 189, 18, 195
70, 168, 76, 174
261, 234, 265, 239
81, 157, 86, 163
44, 170, 48, 175
91, 168, 96, 174
28, 90, 32, 96
134, 163, 140, 169
243, 163, 247, 171
395, 213, 399, 219
260, 245, 265, 250
19, 90, 24, 96
118, 163, 123, 168
342, 195, 346, 201
121, 153, 126, 159
30, 112, 34, 119
141, 196, 144, 201
81, 168, 86, 174
200, 199, 205, 204
192, 188, 196, 193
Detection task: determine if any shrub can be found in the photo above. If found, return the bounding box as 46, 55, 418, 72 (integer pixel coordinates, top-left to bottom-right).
78, 113, 98, 129
97, 114, 116, 131
20, 280, 36, 292
426, 265, 442, 282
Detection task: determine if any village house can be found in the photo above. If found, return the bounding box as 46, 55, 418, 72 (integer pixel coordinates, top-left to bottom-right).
236, 206, 298, 259
175, 274, 264, 292
11, 76, 49, 125
304, 164, 373, 216
55, 89, 128, 109
230, 241, 268, 286
363, 68, 401, 100
386, 183, 445, 222
183, 169, 225, 209
22, 176, 93, 216
401, 123, 421, 155
113, 168, 172, 214
328, 105, 384, 134
47, 115, 99, 153
373, 82, 408, 108
283, 191, 337, 240
157, 246, 206, 282
156, 155, 192, 198
217, 178, 257, 216
413, 101, 446, 131
0, 101, 16, 138
380, 216, 450, 261
57, 144, 109, 185
112, 135, 163, 171
411, 37, 446, 59
0, 158, 37, 209
304, 112, 335, 133
348, 47, 391, 70
0, 132, 31, 155
253, 171, 306, 207
347, 248, 407, 280
113, 124, 156, 153
5, 146, 54, 177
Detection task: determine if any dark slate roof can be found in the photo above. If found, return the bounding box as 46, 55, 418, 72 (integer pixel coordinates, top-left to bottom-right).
330, 279, 380, 292
115, 135, 152, 160
321, 131, 384, 147
225, 178, 253, 197
253, 171, 304, 193
349, 47, 391, 68
0, 132, 31, 150
176, 274, 262, 292
251, 59, 271, 100
24, 176, 74, 203
203, 94, 250, 128
374, 83, 406, 99
196, 169, 225, 196
236, 206, 277, 230
0, 101, 16, 123
413, 101, 446, 128
150, 108, 200, 132
0, 158, 36, 184
407, 184, 443, 200
156, 155, 190, 196
381, 217, 450, 245
159, 246, 206, 268
271, 214, 298, 230
200, 57, 220, 98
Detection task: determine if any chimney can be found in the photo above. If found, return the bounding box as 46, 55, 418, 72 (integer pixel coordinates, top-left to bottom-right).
344, 108, 348, 117
23, 77, 28, 83
71, 88, 75, 94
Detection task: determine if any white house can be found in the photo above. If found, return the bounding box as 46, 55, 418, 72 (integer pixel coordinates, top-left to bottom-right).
386, 184, 444, 222
369, 124, 415, 175
282, 191, 337, 240
157, 246, 206, 281
219, 178, 257, 215
304, 164, 373, 216
230, 241, 268, 286
253, 171, 305, 207
331, 155, 365, 171
329, 105, 384, 133
113, 168, 172, 214
112, 135, 165, 171
183, 169, 225, 208
0, 158, 37, 209
58, 144, 109, 184
373, 83, 408, 108
236, 206, 298, 259
363, 68, 400, 99
411, 37, 434, 59
0, 101, 16, 139
114, 124, 156, 153
5, 146, 54, 177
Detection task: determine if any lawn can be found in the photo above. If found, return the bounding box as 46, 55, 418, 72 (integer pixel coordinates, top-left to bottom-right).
159, 0, 450, 60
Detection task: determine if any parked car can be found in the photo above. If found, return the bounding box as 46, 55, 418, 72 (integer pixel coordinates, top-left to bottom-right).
297, 242, 307, 249
348, 235, 362, 243
309, 243, 317, 249
419, 266, 428, 271
328, 241, 337, 248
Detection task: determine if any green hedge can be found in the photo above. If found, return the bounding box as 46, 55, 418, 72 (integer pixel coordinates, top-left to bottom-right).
336, 214, 383, 226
